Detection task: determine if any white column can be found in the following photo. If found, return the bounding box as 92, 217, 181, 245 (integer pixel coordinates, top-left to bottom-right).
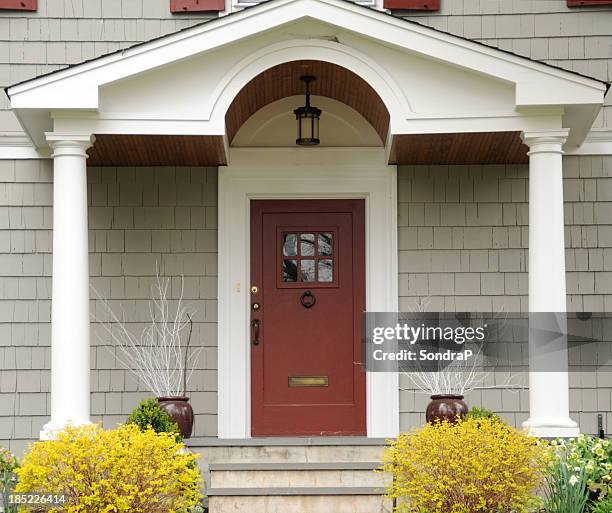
521, 129, 579, 438
41, 134, 95, 440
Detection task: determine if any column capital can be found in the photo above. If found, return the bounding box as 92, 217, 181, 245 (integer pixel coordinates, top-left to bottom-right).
521, 129, 569, 155
45, 133, 95, 158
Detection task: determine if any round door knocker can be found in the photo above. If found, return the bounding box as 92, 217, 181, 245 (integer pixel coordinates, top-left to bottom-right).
300, 290, 316, 309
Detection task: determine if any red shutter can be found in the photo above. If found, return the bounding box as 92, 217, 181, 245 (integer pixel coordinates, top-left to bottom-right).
568, 0, 612, 5
171, 0, 224, 12
0, 0, 37, 10
383, 0, 439, 10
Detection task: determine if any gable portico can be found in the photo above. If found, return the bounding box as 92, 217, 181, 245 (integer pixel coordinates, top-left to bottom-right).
5, 0, 607, 440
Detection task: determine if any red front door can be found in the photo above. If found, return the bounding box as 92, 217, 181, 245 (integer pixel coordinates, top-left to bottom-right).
250, 199, 366, 436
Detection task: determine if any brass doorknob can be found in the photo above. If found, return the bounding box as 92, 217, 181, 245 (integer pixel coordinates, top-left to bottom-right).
252, 303, 261, 311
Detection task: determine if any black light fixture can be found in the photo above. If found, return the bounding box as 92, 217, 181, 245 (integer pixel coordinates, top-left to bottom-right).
294, 75, 321, 146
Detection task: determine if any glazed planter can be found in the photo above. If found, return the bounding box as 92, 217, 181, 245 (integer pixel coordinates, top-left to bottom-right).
425, 394, 468, 424
157, 396, 194, 439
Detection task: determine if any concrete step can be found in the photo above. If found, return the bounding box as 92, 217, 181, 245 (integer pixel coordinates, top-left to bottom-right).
208, 486, 385, 496
188, 439, 390, 513
189, 437, 386, 466
209, 462, 388, 488
208, 491, 391, 513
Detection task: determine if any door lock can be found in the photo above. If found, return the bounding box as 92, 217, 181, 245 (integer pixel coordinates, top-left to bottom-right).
252, 302, 261, 311
251, 285, 259, 294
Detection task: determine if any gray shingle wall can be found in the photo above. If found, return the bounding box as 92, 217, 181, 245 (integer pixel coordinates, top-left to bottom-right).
0, 162, 218, 454
87, 165, 219, 437
0, 159, 52, 455
398, 156, 612, 434
565, 156, 612, 435
397, 163, 530, 430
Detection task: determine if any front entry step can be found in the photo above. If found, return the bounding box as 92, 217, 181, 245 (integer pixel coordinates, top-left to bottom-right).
208, 494, 389, 513
188, 441, 391, 513
209, 462, 386, 488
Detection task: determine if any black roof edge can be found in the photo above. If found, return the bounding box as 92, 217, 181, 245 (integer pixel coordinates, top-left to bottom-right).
5, 0, 610, 97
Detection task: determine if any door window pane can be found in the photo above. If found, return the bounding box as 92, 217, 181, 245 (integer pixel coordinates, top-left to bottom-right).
282, 259, 298, 282
282, 233, 297, 256
300, 233, 315, 256
318, 259, 333, 282
318, 233, 332, 256
301, 260, 315, 282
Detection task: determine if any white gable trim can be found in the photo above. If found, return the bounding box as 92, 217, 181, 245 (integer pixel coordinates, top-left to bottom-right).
7, 0, 605, 109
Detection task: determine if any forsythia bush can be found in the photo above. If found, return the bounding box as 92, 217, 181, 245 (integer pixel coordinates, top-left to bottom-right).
15, 424, 202, 513
381, 417, 550, 513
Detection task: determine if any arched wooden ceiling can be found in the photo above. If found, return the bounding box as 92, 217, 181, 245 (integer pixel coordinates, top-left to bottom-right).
225, 60, 391, 144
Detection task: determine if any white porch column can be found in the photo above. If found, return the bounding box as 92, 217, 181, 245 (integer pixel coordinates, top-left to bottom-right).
521, 129, 579, 438
41, 134, 95, 440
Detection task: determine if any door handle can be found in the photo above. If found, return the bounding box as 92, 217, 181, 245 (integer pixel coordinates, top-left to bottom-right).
251, 319, 261, 346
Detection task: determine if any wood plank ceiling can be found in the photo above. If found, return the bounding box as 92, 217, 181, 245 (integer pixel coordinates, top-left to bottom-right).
87, 134, 227, 167
86, 60, 528, 166
225, 60, 390, 144
389, 132, 529, 165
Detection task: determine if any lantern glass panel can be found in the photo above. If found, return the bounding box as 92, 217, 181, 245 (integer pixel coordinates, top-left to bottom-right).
300, 116, 310, 140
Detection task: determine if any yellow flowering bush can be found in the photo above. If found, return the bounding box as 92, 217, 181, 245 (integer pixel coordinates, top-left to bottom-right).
381, 417, 550, 513
15, 423, 202, 513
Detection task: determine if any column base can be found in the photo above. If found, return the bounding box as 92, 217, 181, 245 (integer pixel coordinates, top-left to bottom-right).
40, 418, 93, 441
522, 417, 580, 438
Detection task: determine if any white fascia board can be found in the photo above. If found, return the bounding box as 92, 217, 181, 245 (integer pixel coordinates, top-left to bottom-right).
515, 81, 604, 108
565, 129, 612, 156
392, 113, 563, 135
7, 0, 605, 111
52, 115, 226, 136
52, 112, 562, 137
1, 128, 610, 160
0, 134, 51, 158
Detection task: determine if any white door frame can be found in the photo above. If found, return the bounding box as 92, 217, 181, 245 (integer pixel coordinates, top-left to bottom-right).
217, 147, 399, 438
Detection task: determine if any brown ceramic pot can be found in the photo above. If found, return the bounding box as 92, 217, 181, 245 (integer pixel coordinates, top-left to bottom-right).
157, 396, 194, 439
425, 394, 468, 424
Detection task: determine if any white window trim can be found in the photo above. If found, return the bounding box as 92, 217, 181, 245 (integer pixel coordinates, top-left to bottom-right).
217, 147, 399, 438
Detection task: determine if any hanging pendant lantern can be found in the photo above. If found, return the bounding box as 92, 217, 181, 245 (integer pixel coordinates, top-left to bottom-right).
294, 75, 321, 146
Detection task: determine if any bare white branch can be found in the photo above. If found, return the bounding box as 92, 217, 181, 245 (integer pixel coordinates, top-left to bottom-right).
400, 297, 520, 396
92, 271, 200, 397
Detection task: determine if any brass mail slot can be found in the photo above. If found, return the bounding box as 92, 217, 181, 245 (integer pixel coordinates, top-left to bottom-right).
288, 376, 329, 387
